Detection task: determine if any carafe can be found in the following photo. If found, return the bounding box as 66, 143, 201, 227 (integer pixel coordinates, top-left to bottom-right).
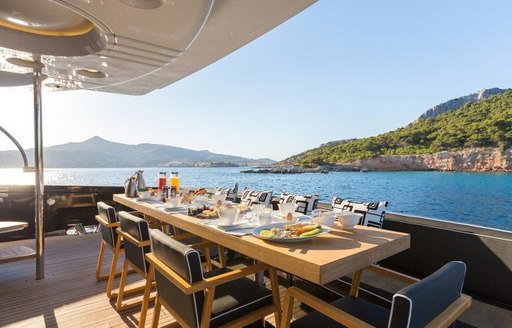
124, 176, 138, 197
170, 172, 180, 193
135, 170, 146, 190
158, 172, 167, 191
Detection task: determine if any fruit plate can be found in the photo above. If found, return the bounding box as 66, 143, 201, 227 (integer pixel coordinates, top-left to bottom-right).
252, 222, 330, 243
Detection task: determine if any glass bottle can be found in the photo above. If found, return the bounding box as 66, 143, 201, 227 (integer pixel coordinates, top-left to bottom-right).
158, 172, 167, 191
170, 172, 180, 193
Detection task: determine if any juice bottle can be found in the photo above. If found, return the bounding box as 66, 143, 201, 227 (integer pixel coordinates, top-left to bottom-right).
170, 172, 180, 193
158, 172, 167, 191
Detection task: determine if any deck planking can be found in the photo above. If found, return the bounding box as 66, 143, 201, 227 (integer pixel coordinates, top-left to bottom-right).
0, 234, 305, 327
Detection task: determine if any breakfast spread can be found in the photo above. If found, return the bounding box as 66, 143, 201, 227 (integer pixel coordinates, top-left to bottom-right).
259, 223, 322, 239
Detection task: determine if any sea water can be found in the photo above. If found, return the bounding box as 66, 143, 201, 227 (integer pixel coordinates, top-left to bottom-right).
1, 167, 510, 231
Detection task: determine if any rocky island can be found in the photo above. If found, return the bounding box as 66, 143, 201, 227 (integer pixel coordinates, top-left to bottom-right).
276, 88, 512, 173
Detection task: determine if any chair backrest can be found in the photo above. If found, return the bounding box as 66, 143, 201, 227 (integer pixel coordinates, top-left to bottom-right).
150, 229, 205, 328
214, 183, 239, 202
279, 192, 319, 214
240, 189, 273, 206
118, 211, 151, 275
388, 261, 467, 328
97, 201, 118, 247
332, 196, 387, 228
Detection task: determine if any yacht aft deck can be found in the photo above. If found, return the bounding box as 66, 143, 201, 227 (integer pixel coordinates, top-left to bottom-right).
0, 234, 293, 328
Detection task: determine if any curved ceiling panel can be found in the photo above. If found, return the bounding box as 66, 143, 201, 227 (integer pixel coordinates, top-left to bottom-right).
0, 0, 317, 94
0, 0, 107, 56
0, 0, 93, 36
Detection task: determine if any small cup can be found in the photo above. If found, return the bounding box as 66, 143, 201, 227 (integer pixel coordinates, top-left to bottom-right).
251, 204, 265, 215
336, 212, 362, 229
213, 193, 226, 204
258, 213, 272, 226
166, 196, 182, 208
279, 203, 296, 217
218, 207, 240, 225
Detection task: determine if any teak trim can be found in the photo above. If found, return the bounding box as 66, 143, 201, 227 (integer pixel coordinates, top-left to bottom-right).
280, 287, 373, 328
145, 253, 268, 294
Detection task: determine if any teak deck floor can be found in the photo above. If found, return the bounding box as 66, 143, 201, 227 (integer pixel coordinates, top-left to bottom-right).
0, 234, 304, 328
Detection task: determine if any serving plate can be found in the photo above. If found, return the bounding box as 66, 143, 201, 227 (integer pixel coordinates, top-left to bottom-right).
215, 221, 247, 229
252, 222, 330, 243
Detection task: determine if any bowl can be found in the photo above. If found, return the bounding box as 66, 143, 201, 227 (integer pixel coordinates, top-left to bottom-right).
138, 190, 151, 199
336, 211, 362, 229
166, 196, 182, 208
312, 212, 336, 227
218, 207, 240, 226
278, 203, 297, 216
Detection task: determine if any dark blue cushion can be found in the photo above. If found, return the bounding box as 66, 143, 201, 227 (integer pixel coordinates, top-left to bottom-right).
119, 211, 150, 274
389, 261, 466, 328
97, 202, 117, 248
290, 296, 389, 328
150, 229, 205, 328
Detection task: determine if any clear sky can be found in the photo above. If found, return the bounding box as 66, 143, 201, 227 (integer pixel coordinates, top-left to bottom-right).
1, 1, 512, 161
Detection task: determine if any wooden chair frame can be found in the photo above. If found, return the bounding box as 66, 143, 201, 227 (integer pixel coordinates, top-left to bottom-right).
280, 264, 472, 328
115, 229, 155, 311
96, 209, 142, 281
143, 252, 282, 328
138, 239, 226, 328
95, 214, 123, 282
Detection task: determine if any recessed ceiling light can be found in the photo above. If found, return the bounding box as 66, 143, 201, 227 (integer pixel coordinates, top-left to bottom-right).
6, 57, 45, 69
76, 68, 106, 78
119, 0, 164, 9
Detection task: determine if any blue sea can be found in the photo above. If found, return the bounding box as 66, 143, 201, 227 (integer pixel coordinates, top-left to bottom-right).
1, 167, 510, 231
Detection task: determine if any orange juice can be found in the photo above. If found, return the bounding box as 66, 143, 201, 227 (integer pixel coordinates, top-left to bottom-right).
170, 172, 179, 193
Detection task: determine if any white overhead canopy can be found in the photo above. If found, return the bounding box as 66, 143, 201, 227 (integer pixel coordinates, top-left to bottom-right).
0, 0, 317, 95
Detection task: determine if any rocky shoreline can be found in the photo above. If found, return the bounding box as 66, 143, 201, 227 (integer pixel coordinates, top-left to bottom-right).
243, 148, 512, 173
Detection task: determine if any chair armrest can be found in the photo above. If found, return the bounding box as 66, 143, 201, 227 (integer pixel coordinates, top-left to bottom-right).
145, 252, 268, 295
126, 210, 143, 217
201, 262, 268, 288
172, 231, 198, 241
116, 229, 151, 247
366, 264, 420, 285
188, 240, 215, 250
95, 215, 119, 228
426, 294, 472, 328
280, 287, 374, 328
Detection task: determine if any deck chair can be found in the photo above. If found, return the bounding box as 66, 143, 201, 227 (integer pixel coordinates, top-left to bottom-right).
115, 211, 154, 311
280, 261, 472, 328
145, 229, 282, 328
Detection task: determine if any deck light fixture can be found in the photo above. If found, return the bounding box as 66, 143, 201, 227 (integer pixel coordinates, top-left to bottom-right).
76, 68, 107, 78
6, 57, 45, 69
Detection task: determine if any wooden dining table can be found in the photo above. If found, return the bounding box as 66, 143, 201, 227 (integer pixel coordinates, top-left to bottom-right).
114, 194, 410, 286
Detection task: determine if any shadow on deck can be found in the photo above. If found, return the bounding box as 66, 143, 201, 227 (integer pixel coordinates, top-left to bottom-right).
0, 234, 298, 328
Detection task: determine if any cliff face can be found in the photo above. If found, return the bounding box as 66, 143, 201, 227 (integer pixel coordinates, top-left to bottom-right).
417, 88, 508, 120
349, 148, 512, 172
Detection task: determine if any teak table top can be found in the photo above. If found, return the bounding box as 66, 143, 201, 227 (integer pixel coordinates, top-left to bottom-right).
114, 194, 410, 285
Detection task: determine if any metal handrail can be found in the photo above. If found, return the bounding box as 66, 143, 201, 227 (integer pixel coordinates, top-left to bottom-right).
0, 125, 34, 171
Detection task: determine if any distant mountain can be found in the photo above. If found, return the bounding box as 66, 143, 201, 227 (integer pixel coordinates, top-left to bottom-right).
282, 89, 512, 172
0, 136, 275, 168
417, 88, 508, 120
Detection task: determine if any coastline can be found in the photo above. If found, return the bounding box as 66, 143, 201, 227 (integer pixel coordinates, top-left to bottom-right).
264, 148, 512, 174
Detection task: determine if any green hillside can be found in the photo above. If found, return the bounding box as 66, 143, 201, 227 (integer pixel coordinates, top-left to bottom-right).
287, 90, 512, 167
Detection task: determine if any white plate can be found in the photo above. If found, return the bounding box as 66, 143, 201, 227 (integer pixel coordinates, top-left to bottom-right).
163, 205, 188, 211
273, 211, 306, 219
215, 221, 246, 229
252, 222, 330, 243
